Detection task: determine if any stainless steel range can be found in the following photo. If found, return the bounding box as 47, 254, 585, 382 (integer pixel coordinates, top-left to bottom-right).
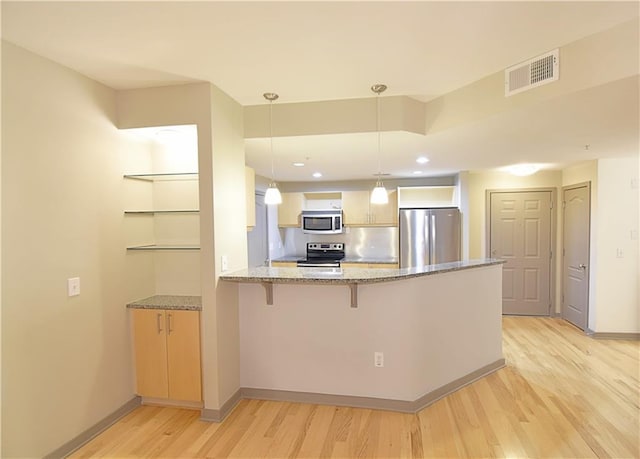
296, 243, 345, 268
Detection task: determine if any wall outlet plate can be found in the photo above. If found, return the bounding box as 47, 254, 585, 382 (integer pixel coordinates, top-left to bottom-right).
67, 277, 80, 297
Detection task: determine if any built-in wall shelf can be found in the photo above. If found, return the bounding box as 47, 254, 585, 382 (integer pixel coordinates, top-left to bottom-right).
124, 210, 200, 215
123, 173, 198, 181
126, 244, 200, 251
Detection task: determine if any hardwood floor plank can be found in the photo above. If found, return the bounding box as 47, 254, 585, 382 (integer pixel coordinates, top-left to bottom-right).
70, 317, 639, 458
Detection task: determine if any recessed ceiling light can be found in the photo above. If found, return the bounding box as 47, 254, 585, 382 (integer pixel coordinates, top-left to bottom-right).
292, 162, 305, 167
312, 172, 322, 178
413, 170, 423, 175
504, 164, 541, 176
416, 157, 430, 164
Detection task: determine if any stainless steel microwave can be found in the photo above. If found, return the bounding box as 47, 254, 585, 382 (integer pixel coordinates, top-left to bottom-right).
301, 210, 343, 234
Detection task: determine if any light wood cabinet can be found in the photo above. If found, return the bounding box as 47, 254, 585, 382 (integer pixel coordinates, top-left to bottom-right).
340, 262, 364, 269
245, 167, 256, 230
278, 192, 304, 227
367, 263, 399, 269
342, 190, 397, 226
271, 261, 298, 268
132, 309, 202, 402
342, 262, 399, 269
342, 191, 370, 225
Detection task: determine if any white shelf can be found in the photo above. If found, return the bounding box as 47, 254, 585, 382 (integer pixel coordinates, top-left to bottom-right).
123, 173, 198, 181
126, 244, 200, 251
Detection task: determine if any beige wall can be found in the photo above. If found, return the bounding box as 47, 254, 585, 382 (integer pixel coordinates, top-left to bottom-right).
210, 85, 246, 405
466, 170, 563, 311
593, 157, 639, 333
562, 158, 639, 333
116, 83, 247, 411
1, 41, 155, 457
423, 18, 639, 135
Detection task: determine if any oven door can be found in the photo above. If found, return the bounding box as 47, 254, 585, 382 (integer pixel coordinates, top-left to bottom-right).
297, 260, 341, 268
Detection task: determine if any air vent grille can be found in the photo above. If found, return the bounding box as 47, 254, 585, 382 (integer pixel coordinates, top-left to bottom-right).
505, 49, 559, 97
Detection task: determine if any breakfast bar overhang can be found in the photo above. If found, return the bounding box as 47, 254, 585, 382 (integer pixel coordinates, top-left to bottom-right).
220, 259, 505, 413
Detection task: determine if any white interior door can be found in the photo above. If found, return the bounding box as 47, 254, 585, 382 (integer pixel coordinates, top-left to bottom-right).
489, 191, 553, 315
562, 184, 591, 330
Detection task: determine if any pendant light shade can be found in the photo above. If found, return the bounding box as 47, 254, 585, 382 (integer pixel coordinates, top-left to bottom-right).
263, 92, 282, 205
371, 180, 389, 205
264, 182, 282, 205
370, 84, 388, 205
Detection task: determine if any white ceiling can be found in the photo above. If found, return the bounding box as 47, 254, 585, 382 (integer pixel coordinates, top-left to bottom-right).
2, 1, 639, 181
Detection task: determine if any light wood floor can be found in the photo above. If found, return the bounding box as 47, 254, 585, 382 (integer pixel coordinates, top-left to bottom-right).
70, 317, 639, 458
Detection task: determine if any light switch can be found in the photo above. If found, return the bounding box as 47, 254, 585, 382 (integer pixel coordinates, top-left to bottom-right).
221, 255, 229, 272
67, 277, 80, 297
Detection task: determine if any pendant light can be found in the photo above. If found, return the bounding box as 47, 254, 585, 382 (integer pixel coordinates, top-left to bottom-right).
370, 84, 388, 205
263, 92, 282, 205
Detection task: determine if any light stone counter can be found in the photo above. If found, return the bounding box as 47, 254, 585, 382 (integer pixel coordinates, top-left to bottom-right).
126, 295, 202, 311
221, 258, 503, 285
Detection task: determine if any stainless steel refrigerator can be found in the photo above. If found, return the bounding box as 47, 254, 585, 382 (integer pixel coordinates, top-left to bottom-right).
399, 208, 461, 268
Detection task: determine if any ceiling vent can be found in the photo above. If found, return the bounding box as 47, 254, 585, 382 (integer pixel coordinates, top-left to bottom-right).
505, 49, 559, 97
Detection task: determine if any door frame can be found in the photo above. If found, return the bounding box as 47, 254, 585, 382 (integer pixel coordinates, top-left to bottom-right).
561, 181, 591, 329
485, 187, 558, 316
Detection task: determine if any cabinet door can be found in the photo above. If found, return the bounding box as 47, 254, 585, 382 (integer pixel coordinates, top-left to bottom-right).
368, 263, 399, 269
371, 189, 398, 226
342, 191, 370, 225
166, 310, 202, 402
271, 261, 298, 268
132, 309, 169, 398
278, 192, 304, 227
341, 262, 365, 269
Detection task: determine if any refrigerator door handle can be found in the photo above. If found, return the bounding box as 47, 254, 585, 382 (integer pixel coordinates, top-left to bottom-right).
430, 213, 436, 265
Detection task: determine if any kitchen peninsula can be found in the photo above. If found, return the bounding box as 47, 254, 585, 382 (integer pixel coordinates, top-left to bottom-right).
220, 259, 505, 413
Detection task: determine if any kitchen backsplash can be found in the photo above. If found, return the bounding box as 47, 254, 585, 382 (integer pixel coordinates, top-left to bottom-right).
280, 226, 398, 259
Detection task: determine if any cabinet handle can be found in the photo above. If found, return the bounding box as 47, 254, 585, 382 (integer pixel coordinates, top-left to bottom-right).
167, 313, 173, 335
156, 313, 163, 333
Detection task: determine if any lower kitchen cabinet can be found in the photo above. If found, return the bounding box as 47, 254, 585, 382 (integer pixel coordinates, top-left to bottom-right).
132, 308, 202, 402
341, 262, 399, 269
271, 261, 298, 268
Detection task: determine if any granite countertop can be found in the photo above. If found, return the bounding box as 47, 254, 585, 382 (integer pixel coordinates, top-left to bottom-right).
342, 257, 398, 264
126, 295, 202, 311
220, 259, 504, 285
271, 256, 398, 264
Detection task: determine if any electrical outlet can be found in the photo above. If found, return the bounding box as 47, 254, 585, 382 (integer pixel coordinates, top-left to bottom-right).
374, 352, 384, 368
616, 248, 624, 258
67, 277, 80, 297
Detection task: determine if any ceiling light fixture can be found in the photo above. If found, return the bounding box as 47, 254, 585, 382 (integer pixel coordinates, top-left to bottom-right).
505, 163, 541, 176
370, 84, 388, 205
292, 162, 305, 167
263, 92, 282, 205
416, 156, 430, 164
312, 172, 322, 178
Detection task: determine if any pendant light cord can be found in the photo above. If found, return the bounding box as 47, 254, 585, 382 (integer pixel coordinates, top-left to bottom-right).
376, 92, 382, 184
269, 99, 275, 183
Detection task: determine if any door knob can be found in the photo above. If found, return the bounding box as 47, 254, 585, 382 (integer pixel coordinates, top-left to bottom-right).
579, 263, 587, 269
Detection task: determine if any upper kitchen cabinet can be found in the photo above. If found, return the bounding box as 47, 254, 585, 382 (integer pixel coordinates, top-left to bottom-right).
278, 192, 304, 227
343, 189, 397, 226
398, 186, 456, 208
278, 191, 342, 227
